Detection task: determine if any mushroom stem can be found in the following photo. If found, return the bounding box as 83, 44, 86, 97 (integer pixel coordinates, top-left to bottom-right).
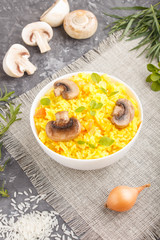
17, 55, 37, 75
32, 31, 51, 53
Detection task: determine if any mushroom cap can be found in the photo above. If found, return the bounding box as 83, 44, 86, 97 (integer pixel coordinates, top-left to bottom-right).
111, 98, 135, 128
63, 10, 98, 39
46, 111, 81, 141
3, 44, 36, 78
40, 0, 70, 27
54, 79, 79, 99
21, 21, 53, 46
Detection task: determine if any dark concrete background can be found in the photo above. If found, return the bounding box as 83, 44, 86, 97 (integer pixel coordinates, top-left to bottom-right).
0, 0, 158, 239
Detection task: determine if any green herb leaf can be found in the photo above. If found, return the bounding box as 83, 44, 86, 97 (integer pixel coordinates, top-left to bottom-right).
91, 73, 101, 83
99, 87, 107, 94
0, 182, 9, 197
0, 86, 15, 103
0, 158, 10, 172
150, 73, 160, 82
0, 142, 3, 159
158, 62, 160, 68
147, 64, 159, 72
75, 106, 86, 113
103, 12, 122, 19
90, 110, 96, 116
99, 136, 114, 147
108, 91, 119, 97
77, 140, 85, 145
94, 102, 103, 109
151, 81, 160, 91
90, 100, 97, 110
146, 75, 152, 82
151, 5, 160, 35
88, 143, 96, 149
0, 103, 21, 137
40, 98, 50, 106
111, 6, 148, 10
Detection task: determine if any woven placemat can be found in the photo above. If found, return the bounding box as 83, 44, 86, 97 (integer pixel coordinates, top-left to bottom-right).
4, 33, 160, 240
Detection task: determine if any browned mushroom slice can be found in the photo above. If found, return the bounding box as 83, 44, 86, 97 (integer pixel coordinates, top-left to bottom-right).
46, 111, 81, 141
111, 99, 135, 128
53, 79, 79, 100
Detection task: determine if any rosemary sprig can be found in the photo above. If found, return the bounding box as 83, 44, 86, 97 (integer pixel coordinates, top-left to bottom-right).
0, 87, 21, 198
0, 182, 9, 198
104, 2, 160, 62
0, 86, 15, 103
0, 103, 21, 137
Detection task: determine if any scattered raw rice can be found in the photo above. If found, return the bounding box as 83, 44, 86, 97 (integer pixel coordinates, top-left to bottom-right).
29, 188, 32, 193
11, 198, 16, 203
24, 191, 28, 196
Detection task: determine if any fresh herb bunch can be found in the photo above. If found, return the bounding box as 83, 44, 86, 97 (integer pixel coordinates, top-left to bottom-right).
146, 62, 160, 91
0, 87, 21, 197
104, 2, 160, 62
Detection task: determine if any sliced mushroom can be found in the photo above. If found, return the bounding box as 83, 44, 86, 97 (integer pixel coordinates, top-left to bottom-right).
21, 22, 53, 53
40, 0, 70, 27
46, 111, 81, 141
63, 10, 98, 39
3, 44, 37, 78
54, 79, 79, 99
111, 99, 135, 128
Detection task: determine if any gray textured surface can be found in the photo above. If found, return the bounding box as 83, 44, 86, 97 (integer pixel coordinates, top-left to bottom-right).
0, 0, 158, 239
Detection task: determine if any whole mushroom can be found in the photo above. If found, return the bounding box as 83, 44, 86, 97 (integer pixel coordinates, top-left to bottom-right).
46, 111, 81, 141
3, 44, 37, 78
40, 0, 70, 27
54, 79, 79, 100
63, 10, 98, 39
22, 22, 53, 53
111, 99, 135, 128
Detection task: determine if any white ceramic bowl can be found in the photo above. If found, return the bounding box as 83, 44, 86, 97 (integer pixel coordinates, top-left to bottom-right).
30, 72, 143, 170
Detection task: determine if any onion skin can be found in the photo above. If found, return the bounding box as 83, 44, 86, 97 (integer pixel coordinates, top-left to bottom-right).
105, 184, 150, 212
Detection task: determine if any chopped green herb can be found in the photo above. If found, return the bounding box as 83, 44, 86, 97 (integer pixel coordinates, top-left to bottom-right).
77, 141, 96, 149
94, 102, 103, 109
90, 100, 103, 110
91, 73, 101, 83
99, 87, 107, 95
77, 140, 85, 145
99, 136, 114, 147
90, 100, 97, 109
146, 62, 160, 91
108, 91, 119, 97
40, 98, 50, 106
88, 143, 96, 149
90, 110, 96, 116
75, 106, 86, 113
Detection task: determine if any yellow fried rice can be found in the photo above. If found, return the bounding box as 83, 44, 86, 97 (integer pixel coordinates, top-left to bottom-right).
34, 73, 141, 159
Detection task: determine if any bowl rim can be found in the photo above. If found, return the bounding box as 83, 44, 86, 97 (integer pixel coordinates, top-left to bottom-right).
30, 71, 143, 162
